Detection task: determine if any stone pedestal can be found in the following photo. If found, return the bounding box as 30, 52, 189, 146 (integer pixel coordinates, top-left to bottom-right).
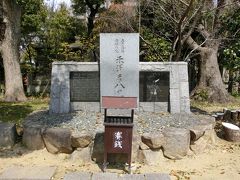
0, 122, 17, 149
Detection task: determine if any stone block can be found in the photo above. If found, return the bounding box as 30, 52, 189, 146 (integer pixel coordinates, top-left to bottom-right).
139, 62, 169, 72
189, 123, 214, 142
92, 173, 118, 180
178, 64, 189, 82
59, 80, 70, 114
154, 102, 168, 113
169, 66, 179, 89
0, 166, 56, 180
71, 102, 100, 112
132, 131, 141, 163
137, 149, 164, 165
71, 131, 93, 148
119, 174, 145, 179
190, 136, 209, 154
169, 100, 180, 114
169, 89, 180, 113
145, 173, 171, 180
64, 172, 91, 180
170, 88, 180, 99
91, 132, 104, 163
180, 97, 191, 113
42, 128, 73, 154
0, 122, 17, 149
141, 132, 165, 149
139, 102, 154, 112
49, 66, 70, 114
50, 62, 100, 114
140, 103, 168, 114
169, 81, 180, 90
70, 147, 92, 164
180, 82, 190, 98
190, 129, 216, 154
22, 125, 45, 150
162, 127, 190, 159
49, 66, 61, 114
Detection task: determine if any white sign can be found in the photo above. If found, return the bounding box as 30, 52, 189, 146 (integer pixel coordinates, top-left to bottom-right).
100, 33, 139, 98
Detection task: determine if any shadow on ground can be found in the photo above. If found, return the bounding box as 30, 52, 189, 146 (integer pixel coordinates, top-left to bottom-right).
190, 106, 209, 115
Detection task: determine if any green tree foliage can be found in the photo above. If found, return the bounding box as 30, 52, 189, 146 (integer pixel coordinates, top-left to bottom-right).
220, 7, 240, 70
70, 0, 127, 61
72, 0, 105, 36
18, 0, 47, 75
71, 0, 126, 36
58, 35, 98, 62
44, 4, 88, 62
141, 27, 171, 62
20, 2, 85, 75
46, 4, 76, 56
139, 1, 172, 61
219, 7, 240, 95
18, 0, 46, 35
140, 0, 240, 102
222, 45, 240, 72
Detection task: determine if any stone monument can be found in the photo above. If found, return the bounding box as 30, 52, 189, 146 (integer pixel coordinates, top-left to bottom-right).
100, 33, 139, 101
49, 35, 190, 114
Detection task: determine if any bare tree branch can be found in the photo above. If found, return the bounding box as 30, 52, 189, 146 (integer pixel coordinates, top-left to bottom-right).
184, 38, 208, 61
169, 36, 178, 61
179, 0, 189, 7
184, 35, 202, 51
175, 0, 195, 61
182, 1, 206, 45
197, 24, 210, 39
153, 1, 178, 24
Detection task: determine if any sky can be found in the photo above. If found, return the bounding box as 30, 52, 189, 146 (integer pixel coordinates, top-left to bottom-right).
44, 0, 72, 8
213, 0, 218, 7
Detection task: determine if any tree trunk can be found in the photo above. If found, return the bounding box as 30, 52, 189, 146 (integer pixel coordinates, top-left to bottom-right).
0, 1, 6, 41
87, 6, 98, 37
87, 15, 95, 36
0, 0, 26, 102
192, 42, 230, 103
228, 70, 234, 94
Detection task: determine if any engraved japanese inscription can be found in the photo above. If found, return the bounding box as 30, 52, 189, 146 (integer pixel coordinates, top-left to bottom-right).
100, 33, 139, 100
70, 72, 99, 102
114, 131, 123, 149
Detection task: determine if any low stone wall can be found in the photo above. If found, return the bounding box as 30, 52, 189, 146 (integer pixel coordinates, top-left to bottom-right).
20, 114, 216, 165
1, 111, 219, 165
49, 62, 190, 114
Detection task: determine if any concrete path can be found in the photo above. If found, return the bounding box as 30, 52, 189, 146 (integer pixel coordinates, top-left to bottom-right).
0, 166, 57, 180
0, 166, 170, 180
64, 172, 171, 180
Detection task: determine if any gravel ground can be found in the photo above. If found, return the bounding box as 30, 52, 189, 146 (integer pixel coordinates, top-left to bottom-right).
23, 110, 214, 134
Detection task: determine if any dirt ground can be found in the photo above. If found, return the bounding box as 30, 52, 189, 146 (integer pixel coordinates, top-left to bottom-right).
0, 136, 240, 180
